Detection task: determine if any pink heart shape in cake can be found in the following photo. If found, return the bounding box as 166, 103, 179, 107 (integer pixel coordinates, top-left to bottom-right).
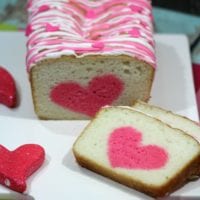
0, 144, 45, 193
50, 74, 123, 117
108, 126, 168, 169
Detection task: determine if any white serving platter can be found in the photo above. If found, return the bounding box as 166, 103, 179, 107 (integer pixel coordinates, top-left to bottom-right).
0, 32, 199, 200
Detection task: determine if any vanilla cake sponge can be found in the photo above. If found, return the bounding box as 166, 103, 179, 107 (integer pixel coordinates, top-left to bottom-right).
132, 101, 200, 143
73, 107, 200, 197
26, 0, 155, 119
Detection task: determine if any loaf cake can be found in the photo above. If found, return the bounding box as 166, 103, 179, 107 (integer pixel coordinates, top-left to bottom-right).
132, 101, 200, 143
26, 0, 156, 119
73, 106, 200, 197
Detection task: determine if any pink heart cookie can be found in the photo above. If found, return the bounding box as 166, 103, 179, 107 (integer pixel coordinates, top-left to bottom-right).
108, 126, 168, 169
0, 66, 17, 108
50, 74, 123, 117
0, 144, 45, 193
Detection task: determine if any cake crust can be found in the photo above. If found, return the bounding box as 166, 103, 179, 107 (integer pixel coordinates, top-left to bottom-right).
73, 148, 200, 197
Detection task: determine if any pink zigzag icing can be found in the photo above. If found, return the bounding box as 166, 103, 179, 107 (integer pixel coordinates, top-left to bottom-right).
26, 0, 156, 71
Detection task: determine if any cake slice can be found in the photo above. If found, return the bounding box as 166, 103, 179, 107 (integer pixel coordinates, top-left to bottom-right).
73, 107, 200, 197
132, 101, 200, 143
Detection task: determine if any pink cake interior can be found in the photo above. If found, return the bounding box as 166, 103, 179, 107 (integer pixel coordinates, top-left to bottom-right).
50, 74, 124, 117
108, 126, 168, 169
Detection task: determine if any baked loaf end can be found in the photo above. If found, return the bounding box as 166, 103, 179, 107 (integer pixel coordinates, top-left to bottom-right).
30, 56, 154, 119
27, 0, 156, 119
73, 107, 200, 197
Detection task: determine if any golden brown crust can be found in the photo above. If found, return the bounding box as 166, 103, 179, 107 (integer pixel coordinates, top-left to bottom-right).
73, 148, 200, 198
143, 67, 155, 102
29, 69, 39, 118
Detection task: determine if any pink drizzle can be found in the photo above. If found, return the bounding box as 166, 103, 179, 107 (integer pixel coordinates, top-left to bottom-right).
86, 10, 97, 19
129, 5, 143, 13
25, 24, 33, 36
26, 0, 156, 71
129, 28, 141, 38
38, 5, 50, 12
92, 42, 105, 49
45, 23, 60, 32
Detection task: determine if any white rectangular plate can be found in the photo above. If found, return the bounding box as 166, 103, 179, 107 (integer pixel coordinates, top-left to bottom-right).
0, 33, 199, 200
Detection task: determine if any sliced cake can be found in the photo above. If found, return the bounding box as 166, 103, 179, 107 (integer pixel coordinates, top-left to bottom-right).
73, 107, 200, 197
132, 101, 200, 143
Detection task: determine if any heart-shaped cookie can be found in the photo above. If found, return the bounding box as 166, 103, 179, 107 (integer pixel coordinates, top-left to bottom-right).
0, 67, 17, 108
108, 126, 168, 169
0, 144, 45, 193
50, 74, 123, 117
